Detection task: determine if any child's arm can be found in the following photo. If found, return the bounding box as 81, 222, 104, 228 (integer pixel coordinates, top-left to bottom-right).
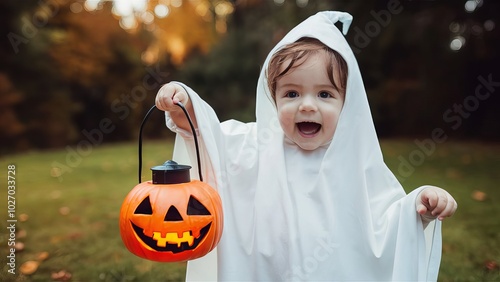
415, 186, 458, 226
155, 82, 197, 131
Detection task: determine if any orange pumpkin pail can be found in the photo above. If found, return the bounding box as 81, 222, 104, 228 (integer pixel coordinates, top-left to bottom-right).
119, 103, 223, 262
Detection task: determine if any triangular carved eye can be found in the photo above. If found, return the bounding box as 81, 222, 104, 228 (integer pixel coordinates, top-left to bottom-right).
187, 196, 211, 215
134, 196, 153, 214
165, 206, 183, 221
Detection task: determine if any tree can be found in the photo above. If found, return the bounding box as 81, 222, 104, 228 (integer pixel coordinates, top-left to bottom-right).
0, 73, 25, 153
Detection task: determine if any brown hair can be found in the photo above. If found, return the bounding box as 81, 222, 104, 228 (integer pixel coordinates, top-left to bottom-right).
266, 37, 348, 101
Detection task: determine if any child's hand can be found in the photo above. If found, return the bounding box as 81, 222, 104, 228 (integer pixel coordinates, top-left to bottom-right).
155, 82, 189, 112
155, 82, 197, 131
416, 186, 457, 223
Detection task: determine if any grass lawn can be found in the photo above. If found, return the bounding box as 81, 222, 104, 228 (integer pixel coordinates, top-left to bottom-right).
0, 139, 499, 281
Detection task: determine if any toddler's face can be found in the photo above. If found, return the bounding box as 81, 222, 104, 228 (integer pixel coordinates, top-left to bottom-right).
275, 51, 345, 150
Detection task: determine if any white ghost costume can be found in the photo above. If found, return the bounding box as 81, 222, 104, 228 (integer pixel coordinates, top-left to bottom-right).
162, 11, 442, 282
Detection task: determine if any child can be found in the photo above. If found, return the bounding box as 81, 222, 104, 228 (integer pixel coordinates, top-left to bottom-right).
155, 11, 457, 281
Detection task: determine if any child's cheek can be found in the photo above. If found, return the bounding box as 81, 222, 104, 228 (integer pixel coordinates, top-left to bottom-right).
277, 108, 293, 132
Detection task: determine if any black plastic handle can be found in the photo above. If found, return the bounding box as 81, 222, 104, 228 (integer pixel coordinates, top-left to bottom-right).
138, 102, 202, 183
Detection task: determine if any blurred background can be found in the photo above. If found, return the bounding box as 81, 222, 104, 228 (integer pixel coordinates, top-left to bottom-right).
1, 0, 499, 153
1, 0, 499, 281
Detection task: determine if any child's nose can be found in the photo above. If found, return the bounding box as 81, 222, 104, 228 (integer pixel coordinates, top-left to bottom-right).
299, 96, 318, 111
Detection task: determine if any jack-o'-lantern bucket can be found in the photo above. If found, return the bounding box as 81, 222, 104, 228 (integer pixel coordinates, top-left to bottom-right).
119, 103, 223, 262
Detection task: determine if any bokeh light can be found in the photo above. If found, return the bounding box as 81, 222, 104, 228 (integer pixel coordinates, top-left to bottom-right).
296, 0, 309, 8
464, 0, 483, 13
450, 36, 466, 51
70, 2, 83, 13
274, 0, 285, 6
154, 4, 170, 18
84, 0, 100, 12
141, 11, 155, 25
484, 20, 495, 31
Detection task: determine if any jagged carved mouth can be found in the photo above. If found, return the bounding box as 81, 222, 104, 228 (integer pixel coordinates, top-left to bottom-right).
297, 122, 321, 135
131, 221, 211, 253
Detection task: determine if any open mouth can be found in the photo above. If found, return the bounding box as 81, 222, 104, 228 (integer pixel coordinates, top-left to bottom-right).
297, 122, 321, 136
131, 221, 211, 253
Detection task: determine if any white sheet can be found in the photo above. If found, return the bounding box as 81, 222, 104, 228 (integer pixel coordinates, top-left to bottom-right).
165, 11, 442, 281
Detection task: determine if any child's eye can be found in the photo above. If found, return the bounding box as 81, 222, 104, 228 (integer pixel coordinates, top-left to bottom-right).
285, 91, 298, 98
319, 91, 332, 98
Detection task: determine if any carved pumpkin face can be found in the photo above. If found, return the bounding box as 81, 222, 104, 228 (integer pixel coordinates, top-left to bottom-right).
119, 180, 223, 262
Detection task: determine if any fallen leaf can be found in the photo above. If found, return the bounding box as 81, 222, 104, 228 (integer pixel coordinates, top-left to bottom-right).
19, 261, 39, 275
19, 213, 29, 222
51, 270, 72, 281
50, 235, 65, 244
485, 260, 499, 271
67, 232, 83, 240
50, 167, 62, 177
37, 251, 49, 261
59, 207, 71, 216
14, 242, 25, 251
17, 229, 27, 239
472, 190, 487, 202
